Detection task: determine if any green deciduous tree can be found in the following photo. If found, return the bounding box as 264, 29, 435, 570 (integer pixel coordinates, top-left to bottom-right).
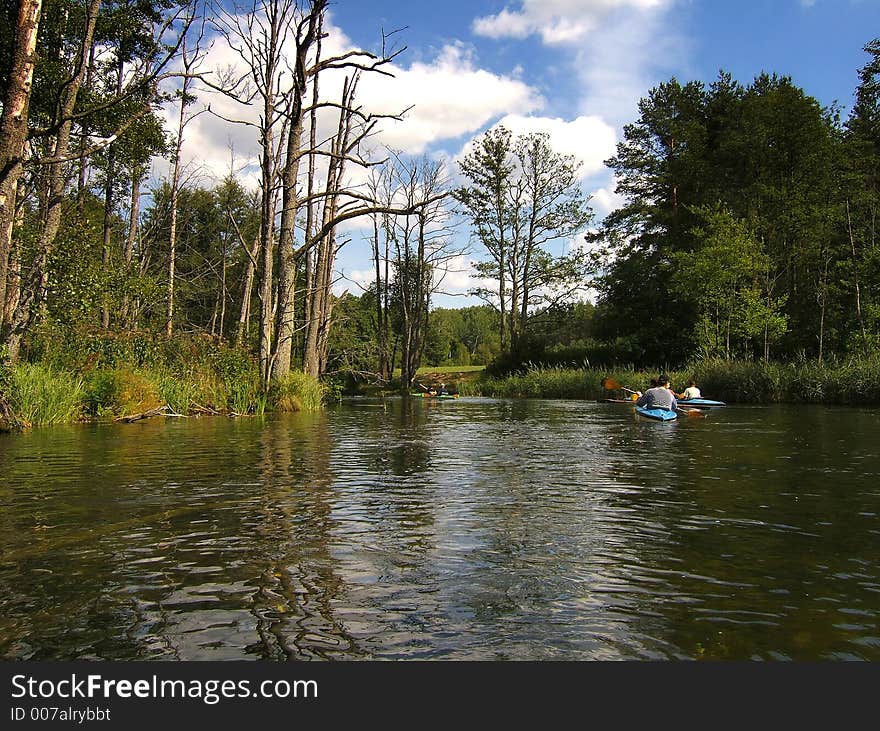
456, 126, 593, 352
671, 207, 786, 360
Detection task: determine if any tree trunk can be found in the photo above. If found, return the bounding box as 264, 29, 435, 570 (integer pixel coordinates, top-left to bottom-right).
101, 147, 115, 328
165, 74, 191, 338
236, 234, 258, 347
271, 115, 304, 381
271, 8, 321, 381
0, 0, 42, 338
121, 174, 140, 327
218, 253, 227, 339
303, 77, 353, 379
100, 61, 124, 329
846, 199, 868, 349
4, 228, 20, 326
6, 0, 99, 357
257, 132, 277, 383
372, 211, 390, 380
76, 44, 96, 207
817, 253, 829, 362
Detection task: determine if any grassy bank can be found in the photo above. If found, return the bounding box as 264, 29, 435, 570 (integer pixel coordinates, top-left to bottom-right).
457, 357, 880, 405
0, 332, 327, 429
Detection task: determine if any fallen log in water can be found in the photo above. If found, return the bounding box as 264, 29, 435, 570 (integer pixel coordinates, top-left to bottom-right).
115, 405, 170, 423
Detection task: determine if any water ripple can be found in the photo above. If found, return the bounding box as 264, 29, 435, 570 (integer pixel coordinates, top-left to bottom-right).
1, 401, 879, 660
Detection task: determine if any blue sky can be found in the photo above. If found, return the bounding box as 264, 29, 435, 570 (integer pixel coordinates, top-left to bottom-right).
180, 0, 880, 304
337, 0, 876, 117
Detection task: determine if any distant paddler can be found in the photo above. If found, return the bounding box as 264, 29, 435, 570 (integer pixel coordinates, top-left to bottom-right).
676, 378, 702, 400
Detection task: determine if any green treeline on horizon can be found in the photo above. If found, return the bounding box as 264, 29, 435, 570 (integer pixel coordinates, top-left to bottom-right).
0, 0, 879, 418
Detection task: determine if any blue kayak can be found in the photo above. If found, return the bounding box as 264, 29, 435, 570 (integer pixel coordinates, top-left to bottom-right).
679, 398, 726, 408
636, 405, 678, 421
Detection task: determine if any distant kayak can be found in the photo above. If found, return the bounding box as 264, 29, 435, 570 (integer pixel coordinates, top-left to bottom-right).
678, 398, 726, 408
635, 405, 677, 421
411, 392, 459, 400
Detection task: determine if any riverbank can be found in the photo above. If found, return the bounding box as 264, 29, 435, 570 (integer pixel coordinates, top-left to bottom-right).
6, 352, 880, 430
0, 333, 325, 429
0, 363, 325, 430
457, 357, 880, 405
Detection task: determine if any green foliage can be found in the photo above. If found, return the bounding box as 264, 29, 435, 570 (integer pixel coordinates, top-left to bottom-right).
326, 292, 378, 376
594, 69, 846, 364
7, 365, 85, 425
84, 367, 162, 417
670, 207, 787, 359
140, 177, 259, 337
30, 325, 162, 371
270, 372, 325, 413
321, 375, 346, 403
42, 201, 110, 325
592, 250, 694, 367
423, 305, 502, 366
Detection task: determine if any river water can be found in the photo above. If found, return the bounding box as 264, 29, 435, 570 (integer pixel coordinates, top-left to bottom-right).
1, 398, 879, 660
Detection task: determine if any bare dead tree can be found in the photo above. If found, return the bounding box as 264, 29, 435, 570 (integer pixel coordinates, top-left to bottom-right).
384, 154, 458, 390
211, 1, 458, 385
270, 3, 323, 381
211, 0, 299, 381
166, 20, 209, 337
366, 163, 394, 381
301, 75, 359, 378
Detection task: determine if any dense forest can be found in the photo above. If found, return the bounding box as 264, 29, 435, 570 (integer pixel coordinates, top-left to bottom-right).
0, 0, 878, 421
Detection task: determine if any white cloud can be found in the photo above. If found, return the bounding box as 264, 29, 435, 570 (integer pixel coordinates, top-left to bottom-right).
335, 254, 492, 299
158, 24, 542, 188
336, 267, 374, 296
472, 1, 685, 129
434, 254, 494, 296
356, 43, 542, 154
491, 114, 617, 178
472, 8, 532, 39
573, 5, 688, 126
589, 183, 626, 218
473, 0, 669, 45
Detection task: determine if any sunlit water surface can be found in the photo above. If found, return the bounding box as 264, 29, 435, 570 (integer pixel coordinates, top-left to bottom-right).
1, 399, 879, 660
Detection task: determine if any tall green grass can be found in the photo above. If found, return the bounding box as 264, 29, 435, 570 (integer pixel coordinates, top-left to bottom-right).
7, 364, 85, 425
227, 373, 268, 415
1, 331, 332, 429
691, 356, 880, 404
3, 363, 325, 429
459, 365, 646, 400
460, 357, 880, 405
84, 367, 163, 417
270, 371, 325, 412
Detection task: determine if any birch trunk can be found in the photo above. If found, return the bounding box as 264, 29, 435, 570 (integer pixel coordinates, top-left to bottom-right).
0, 0, 42, 337
6, 0, 100, 359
